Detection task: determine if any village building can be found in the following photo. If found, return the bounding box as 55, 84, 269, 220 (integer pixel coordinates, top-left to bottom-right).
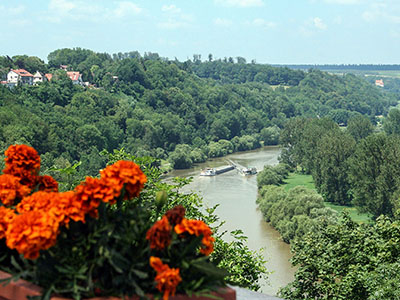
7, 69, 33, 87
45, 73, 53, 81
4, 67, 87, 87
33, 71, 47, 84
67, 71, 84, 85
375, 79, 384, 87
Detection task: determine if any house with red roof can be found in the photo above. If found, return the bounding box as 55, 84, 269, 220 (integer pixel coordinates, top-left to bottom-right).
375, 79, 384, 87
66, 71, 83, 85
45, 73, 53, 81
7, 69, 33, 87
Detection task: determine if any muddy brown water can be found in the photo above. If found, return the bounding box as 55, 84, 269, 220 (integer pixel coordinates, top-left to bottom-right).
167, 146, 295, 296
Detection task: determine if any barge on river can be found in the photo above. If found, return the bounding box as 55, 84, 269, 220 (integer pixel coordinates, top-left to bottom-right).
239, 167, 257, 176
200, 165, 235, 176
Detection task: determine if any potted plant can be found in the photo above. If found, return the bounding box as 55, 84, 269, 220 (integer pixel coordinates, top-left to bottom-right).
0, 144, 235, 300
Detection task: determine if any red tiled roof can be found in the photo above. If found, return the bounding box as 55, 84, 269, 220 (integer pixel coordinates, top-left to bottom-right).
375, 79, 384, 87
11, 69, 33, 77
45, 73, 53, 81
67, 71, 81, 81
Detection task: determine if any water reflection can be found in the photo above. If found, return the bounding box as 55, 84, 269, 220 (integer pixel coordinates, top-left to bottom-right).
168, 147, 295, 295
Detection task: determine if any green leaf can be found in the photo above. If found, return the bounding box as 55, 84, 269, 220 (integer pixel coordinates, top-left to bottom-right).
191, 260, 229, 278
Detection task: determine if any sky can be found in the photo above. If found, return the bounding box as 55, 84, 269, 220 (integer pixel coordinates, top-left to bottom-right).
1, 0, 400, 64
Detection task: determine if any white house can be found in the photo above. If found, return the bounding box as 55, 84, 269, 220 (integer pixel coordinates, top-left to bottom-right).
7, 69, 33, 87
33, 71, 47, 84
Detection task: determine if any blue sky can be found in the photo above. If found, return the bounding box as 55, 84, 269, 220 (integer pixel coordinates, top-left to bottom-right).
1, 0, 399, 64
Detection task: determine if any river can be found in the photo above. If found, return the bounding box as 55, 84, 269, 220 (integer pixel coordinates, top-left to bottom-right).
167, 146, 295, 296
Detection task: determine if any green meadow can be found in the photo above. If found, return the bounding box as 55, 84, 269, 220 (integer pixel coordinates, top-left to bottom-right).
283, 173, 372, 223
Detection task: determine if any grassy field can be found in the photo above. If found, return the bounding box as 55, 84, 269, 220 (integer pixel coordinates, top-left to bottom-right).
282, 172, 372, 223
283, 173, 315, 191
325, 69, 400, 78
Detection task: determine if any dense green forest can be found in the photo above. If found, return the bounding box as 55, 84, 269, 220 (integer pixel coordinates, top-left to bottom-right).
255, 108, 400, 298
0, 48, 396, 176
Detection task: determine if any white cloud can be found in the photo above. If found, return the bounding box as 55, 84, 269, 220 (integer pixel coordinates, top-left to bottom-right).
158, 5, 193, 30
113, 1, 142, 18
49, 0, 75, 14
362, 2, 400, 24
313, 17, 327, 30
161, 4, 181, 14
214, 18, 233, 27
46, 0, 142, 22
299, 17, 327, 36
214, 0, 264, 7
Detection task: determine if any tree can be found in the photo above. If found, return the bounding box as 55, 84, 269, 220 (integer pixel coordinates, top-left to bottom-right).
210, 119, 230, 141
383, 108, 400, 135
260, 126, 280, 145
116, 59, 148, 87
346, 115, 374, 141
11, 55, 48, 73
236, 57, 246, 64
168, 144, 193, 169
280, 214, 400, 300
315, 129, 355, 205
257, 166, 285, 187
278, 117, 308, 168
299, 118, 338, 175
348, 133, 400, 218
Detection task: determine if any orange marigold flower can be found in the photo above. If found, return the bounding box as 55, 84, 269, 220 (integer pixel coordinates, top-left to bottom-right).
0, 174, 30, 206
150, 256, 168, 273
199, 235, 215, 256
146, 216, 172, 251
0, 206, 16, 239
100, 160, 147, 200
5, 210, 59, 260
3, 145, 40, 188
175, 219, 215, 256
16, 191, 54, 214
165, 205, 185, 226
56, 191, 85, 224
37, 175, 59, 192
150, 256, 182, 300
17, 191, 84, 226
74, 177, 115, 218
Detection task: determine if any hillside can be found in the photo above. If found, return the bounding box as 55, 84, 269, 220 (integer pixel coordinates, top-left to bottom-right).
0, 48, 396, 175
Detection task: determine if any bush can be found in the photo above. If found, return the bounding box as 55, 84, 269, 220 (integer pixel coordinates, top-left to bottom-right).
257, 185, 337, 243
256, 164, 290, 188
